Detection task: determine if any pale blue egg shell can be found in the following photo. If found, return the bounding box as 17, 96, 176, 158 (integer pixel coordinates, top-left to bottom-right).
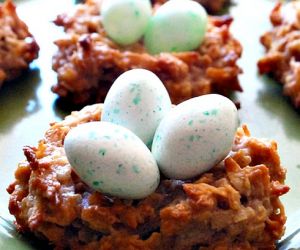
101, 0, 151, 45
144, 0, 208, 54
102, 69, 172, 148
64, 121, 160, 199
151, 94, 238, 179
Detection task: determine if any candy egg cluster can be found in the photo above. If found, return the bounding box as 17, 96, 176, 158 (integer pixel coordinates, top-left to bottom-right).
64, 69, 238, 199
101, 0, 208, 54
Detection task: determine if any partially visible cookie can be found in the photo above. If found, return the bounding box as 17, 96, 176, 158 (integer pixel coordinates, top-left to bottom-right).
0, 0, 39, 87
52, 0, 242, 105
258, 2, 300, 108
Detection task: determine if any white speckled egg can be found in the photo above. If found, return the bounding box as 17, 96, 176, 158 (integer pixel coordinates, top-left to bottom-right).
101, 0, 152, 45
151, 94, 238, 179
102, 69, 172, 148
64, 121, 160, 199
144, 0, 208, 54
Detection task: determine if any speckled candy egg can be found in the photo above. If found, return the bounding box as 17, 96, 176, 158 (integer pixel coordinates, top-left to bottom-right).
101, 0, 151, 45
102, 69, 172, 148
151, 94, 238, 179
64, 122, 160, 199
144, 0, 208, 54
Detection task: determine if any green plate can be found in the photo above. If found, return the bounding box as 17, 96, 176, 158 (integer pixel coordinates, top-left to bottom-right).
0, 0, 299, 249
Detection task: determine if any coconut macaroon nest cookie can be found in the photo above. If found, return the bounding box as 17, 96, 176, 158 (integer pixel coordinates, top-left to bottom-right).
0, 0, 39, 87
6, 59, 290, 248
7, 103, 289, 249
52, 0, 242, 105
258, 1, 300, 108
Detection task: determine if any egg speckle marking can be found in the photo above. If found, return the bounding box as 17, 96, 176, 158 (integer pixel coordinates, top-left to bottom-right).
116, 164, 125, 174
98, 149, 106, 156
132, 165, 141, 174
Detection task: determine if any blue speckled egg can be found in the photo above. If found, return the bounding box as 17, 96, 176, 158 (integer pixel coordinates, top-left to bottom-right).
102, 69, 172, 148
64, 121, 160, 199
144, 0, 208, 54
101, 0, 152, 45
151, 94, 238, 179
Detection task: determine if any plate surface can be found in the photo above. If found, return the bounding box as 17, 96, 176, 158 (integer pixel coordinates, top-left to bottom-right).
0, 0, 300, 249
